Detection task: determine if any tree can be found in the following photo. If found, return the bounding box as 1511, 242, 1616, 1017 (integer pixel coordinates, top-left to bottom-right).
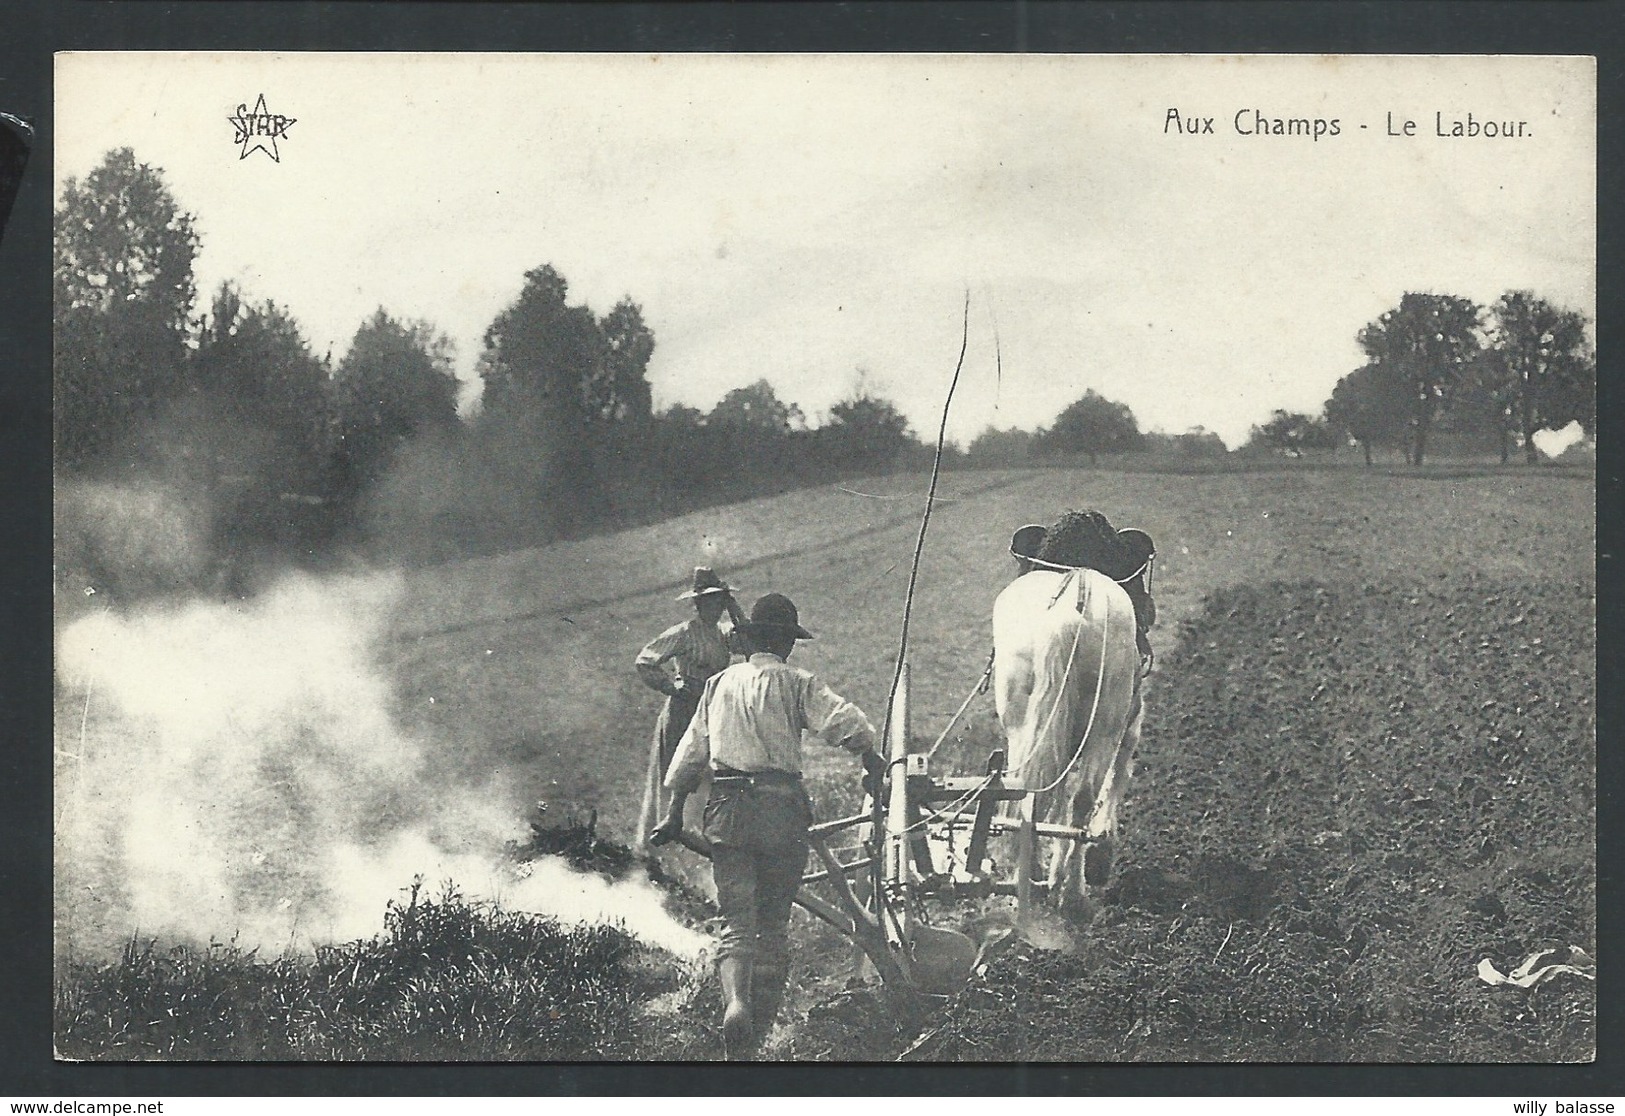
330, 309, 461, 498
1144, 426, 1227, 459
55, 300, 189, 469
476, 265, 607, 533
1035, 389, 1144, 464
54, 148, 198, 331
660, 402, 705, 427
1247, 409, 1337, 457
709, 379, 805, 433
967, 425, 1037, 466
1484, 291, 1595, 462
1325, 362, 1410, 466
478, 265, 604, 426
193, 283, 332, 494
1171, 426, 1229, 459
1356, 293, 1481, 466
195, 284, 331, 455
181, 284, 335, 561
824, 390, 913, 467
1451, 348, 1520, 463
54, 148, 200, 469
591, 297, 656, 425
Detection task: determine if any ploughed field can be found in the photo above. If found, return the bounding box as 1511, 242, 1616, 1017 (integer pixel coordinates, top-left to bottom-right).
383, 463, 1593, 1062
908, 578, 1595, 1061
55, 463, 1596, 1061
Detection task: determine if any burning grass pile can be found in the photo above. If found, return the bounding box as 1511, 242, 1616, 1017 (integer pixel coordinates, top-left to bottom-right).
924, 577, 1595, 1062
56, 821, 729, 1061
514, 807, 716, 929
55, 880, 669, 1060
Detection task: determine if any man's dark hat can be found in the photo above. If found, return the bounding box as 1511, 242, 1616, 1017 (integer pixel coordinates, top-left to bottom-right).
1009, 524, 1048, 562
737, 592, 814, 640
676, 566, 735, 601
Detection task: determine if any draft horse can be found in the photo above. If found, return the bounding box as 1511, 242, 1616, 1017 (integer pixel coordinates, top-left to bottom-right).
992, 512, 1149, 913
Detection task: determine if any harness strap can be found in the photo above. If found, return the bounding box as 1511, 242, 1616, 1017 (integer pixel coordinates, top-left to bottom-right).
1025, 553, 1154, 585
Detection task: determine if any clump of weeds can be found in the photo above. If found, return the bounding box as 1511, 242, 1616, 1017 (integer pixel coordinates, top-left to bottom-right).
56, 877, 708, 1060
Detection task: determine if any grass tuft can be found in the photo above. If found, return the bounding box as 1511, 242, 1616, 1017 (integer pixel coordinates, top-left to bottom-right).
56, 877, 703, 1061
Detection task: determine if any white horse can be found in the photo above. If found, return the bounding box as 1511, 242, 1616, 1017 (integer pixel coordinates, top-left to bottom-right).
992, 566, 1145, 913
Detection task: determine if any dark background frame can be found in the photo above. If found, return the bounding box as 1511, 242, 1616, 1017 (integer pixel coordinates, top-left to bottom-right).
3, 0, 1619, 1098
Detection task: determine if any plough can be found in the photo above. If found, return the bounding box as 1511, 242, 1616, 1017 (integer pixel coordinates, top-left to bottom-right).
670, 660, 1092, 1001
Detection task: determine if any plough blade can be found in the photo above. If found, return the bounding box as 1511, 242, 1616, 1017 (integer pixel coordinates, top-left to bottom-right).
902, 924, 979, 995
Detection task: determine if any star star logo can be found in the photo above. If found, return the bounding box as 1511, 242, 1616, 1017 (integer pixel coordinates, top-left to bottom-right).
229, 94, 296, 162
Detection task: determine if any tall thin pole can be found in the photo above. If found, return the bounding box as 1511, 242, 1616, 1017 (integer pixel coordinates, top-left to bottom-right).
881, 290, 971, 747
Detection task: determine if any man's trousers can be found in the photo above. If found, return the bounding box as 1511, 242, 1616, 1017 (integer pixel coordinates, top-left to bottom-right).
703, 780, 811, 967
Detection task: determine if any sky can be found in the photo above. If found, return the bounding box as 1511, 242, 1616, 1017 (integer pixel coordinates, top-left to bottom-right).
55, 53, 1595, 448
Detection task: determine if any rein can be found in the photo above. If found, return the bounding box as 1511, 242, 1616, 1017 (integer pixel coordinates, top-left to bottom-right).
1010, 571, 1115, 797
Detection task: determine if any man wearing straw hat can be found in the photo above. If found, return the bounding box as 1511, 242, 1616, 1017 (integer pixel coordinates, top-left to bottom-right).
650, 592, 883, 1058
634, 567, 746, 852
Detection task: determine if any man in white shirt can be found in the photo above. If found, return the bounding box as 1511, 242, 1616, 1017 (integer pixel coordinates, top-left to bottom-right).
650, 592, 882, 1058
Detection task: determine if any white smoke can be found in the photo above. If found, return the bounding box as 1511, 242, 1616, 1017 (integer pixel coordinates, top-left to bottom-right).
55, 478, 215, 599
506, 857, 712, 960
1531, 421, 1588, 460
54, 570, 709, 961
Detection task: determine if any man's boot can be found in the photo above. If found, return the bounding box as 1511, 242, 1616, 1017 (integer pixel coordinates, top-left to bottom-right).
751, 963, 788, 1040
718, 956, 755, 1059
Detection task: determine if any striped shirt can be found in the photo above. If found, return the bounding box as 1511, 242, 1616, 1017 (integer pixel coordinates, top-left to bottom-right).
665, 653, 876, 792
635, 618, 734, 693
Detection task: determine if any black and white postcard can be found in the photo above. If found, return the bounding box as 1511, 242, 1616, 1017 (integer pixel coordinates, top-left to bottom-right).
51, 52, 1596, 1065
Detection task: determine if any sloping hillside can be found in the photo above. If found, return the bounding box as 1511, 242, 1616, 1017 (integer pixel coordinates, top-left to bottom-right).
382, 465, 1595, 851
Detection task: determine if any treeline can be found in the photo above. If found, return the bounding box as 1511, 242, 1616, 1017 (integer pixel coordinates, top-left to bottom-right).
1324, 291, 1594, 466
55, 150, 919, 588
962, 292, 1595, 469
57, 150, 1595, 595
1231, 292, 1595, 466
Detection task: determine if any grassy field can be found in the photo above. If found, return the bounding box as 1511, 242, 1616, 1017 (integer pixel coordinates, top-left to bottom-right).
383, 462, 1594, 847
54, 459, 1595, 1060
